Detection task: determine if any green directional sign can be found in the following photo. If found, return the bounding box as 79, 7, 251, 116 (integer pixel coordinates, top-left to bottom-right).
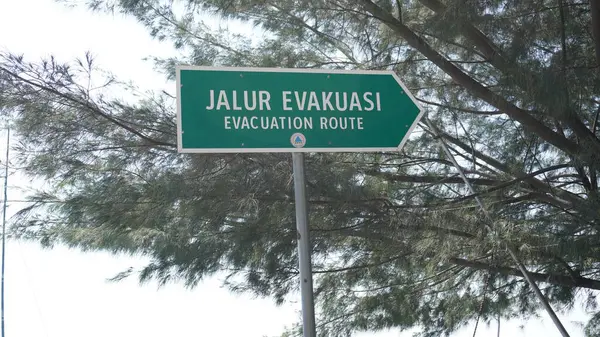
176, 66, 423, 153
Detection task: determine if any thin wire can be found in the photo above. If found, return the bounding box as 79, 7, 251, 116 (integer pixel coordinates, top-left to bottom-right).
1, 127, 9, 337
471, 272, 491, 337
423, 118, 571, 337
15, 241, 50, 337
497, 314, 501, 337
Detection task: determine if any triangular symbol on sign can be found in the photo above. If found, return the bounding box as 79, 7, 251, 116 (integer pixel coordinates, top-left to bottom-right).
295, 136, 302, 143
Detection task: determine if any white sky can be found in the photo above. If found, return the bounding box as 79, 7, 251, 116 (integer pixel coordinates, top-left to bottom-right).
0, 0, 593, 336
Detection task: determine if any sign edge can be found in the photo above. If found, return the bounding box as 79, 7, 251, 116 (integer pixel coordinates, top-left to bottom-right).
176, 66, 184, 153
176, 64, 398, 76
178, 147, 402, 153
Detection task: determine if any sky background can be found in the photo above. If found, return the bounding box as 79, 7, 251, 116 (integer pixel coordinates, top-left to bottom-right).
0, 0, 594, 336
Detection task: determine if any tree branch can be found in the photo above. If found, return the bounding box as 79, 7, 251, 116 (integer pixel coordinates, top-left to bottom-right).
591, 105, 600, 191
268, 2, 358, 64
448, 164, 572, 204
449, 257, 600, 291
416, 0, 600, 158
364, 171, 499, 186
0, 65, 176, 148
430, 126, 581, 208
416, 97, 501, 115
358, 0, 583, 163
590, 0, 600, 68
313, 251, 412, 274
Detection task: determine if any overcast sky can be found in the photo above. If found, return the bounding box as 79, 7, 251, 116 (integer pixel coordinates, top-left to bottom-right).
0, 0, 592, 336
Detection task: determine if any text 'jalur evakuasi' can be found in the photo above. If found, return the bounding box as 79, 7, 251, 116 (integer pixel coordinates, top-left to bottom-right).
205, 90, 382, 112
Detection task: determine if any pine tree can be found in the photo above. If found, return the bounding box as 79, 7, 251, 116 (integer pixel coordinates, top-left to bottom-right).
2, 0, 600, 336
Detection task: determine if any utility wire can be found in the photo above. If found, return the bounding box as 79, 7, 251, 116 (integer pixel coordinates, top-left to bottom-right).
1, 127, 9, 337
15, 241, 49, 337
423, 118, 571, 337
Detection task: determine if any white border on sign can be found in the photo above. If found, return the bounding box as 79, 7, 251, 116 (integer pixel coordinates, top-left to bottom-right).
175, 65, 425, 154
177, 147, 404, 153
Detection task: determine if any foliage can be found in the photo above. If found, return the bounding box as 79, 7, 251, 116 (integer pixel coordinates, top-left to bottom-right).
2, 0, 600, 336
586, 311, 600, 336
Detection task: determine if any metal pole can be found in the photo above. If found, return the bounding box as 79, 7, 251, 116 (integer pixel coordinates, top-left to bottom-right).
424, 119, 570, 337
292, 152, 317, 337
1, 127, 9, 337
